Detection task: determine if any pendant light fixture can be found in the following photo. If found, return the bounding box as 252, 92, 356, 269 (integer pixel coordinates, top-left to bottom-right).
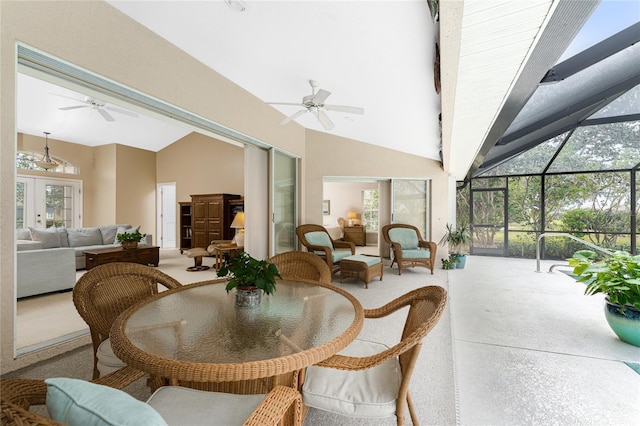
34, 131, 58, 170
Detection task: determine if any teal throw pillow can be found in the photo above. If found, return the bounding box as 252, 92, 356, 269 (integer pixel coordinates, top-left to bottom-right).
45, 378, 167, 426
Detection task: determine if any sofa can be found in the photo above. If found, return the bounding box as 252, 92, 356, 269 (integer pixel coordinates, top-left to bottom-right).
16, 224, 153, 298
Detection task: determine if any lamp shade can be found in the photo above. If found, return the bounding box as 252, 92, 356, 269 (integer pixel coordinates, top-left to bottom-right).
347, 211, 357, 219
231, 212, 245, 229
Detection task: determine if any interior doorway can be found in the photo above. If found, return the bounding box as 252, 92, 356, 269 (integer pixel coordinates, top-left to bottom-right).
157, 183, 177, 249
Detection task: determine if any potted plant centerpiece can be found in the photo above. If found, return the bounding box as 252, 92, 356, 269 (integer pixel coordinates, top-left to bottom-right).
116, 229, 146, 249
439, 223, 470, 269
568, 250, 640, 347
218, 251, 281, 307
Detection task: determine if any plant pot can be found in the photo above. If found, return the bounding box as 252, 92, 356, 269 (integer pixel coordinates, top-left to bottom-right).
121, 241, 138, 249
235, 287, 262, 308
451, 254, 466, 269
604, 298, 640, 347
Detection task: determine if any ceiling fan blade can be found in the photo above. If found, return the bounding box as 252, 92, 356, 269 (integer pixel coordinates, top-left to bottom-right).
105, 105, 138, 118
315, 109, 335, 130
267, 102, 306, 107
98, 108, 116, 122
280, 109, 308, 125
59, 105, 89, 111
324, 105, 364, 115
312, 89, 331, 105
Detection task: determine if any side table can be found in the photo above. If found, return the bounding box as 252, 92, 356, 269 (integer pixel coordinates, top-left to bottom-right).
212, 244, 244, 271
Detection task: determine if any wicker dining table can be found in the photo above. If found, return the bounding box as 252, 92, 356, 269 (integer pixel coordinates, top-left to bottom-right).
109, 279, 364, 395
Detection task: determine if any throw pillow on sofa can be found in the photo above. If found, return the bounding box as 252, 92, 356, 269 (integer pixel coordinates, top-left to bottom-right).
29, 227, 61, 249
67, 227, 103, 247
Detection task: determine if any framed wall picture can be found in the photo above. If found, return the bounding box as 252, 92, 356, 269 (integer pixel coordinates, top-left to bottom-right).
322, 200, 330, 215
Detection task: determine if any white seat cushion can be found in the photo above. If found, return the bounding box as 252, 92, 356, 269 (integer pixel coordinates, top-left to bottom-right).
96, 338, 126, 376
146, 386, 267, 425
302, 339, 401, 418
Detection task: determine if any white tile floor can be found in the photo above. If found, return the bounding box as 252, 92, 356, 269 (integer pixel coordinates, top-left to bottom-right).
450, 256, 640, 425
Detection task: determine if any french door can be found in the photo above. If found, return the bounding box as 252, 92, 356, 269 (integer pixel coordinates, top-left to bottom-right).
271, 150, 298, 255
16, 176, 82, 230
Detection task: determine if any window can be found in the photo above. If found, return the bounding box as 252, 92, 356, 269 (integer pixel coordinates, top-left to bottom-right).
16, 151, 79, 174
362, 189, 379, 231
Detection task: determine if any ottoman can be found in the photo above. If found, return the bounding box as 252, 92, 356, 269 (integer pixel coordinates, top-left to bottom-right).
185, 247, 210, 271
340, 254, 383, 289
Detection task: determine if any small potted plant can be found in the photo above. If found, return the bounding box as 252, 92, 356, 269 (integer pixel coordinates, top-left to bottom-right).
441, 258, 456, 270
568, 250, 640, 347
116, 229, 146, 249
439, 223, 470, 269
218, 252, 281, 307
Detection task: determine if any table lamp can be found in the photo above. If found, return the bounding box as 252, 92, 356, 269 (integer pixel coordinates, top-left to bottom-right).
231, 212, 245, 246
347, 211, 357, 226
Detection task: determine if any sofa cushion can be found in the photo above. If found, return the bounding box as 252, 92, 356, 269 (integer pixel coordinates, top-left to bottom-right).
58, 227, 70, 247
29, 227, 61, 249
67, 227, 103, 247
17, 240, 43, 251
100, 224, 131, 245
16, 228, 31, 240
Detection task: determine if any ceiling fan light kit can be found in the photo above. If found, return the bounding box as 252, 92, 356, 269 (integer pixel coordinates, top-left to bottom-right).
34, 131, 58, 170
268, 79, 364, 131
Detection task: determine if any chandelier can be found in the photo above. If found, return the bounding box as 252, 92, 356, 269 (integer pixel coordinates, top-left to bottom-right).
34, 131, 58, 170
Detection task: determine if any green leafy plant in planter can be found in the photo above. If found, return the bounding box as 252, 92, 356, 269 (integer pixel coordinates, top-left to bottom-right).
568, 250, 640, 346
116, 230, 146, 249
441, 258, 456, 270
439, 223, 470, 269
219, 251, 282, 295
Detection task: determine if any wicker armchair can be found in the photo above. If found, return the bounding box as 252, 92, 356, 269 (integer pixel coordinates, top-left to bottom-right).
1, 372, 302, 426
267, 251, 333, 284
72, 263, 183, 380
302, 286, 448, 425
295, 224, 355, 274
382, 223, 437, 275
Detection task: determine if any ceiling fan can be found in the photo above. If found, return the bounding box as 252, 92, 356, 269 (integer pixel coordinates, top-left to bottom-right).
267, 80, 364, 131
54, 94, 138, 122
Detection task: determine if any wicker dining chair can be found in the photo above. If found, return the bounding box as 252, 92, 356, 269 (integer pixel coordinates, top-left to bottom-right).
295, 224, 355, 274
267, 251, 333, 285
1, 372, 303, 426
382, 223, 437, 275
301, 286, 448, 426
72, 262, 183, 381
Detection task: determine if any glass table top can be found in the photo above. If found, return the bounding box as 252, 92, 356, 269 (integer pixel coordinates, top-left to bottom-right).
121, 280, 360, 364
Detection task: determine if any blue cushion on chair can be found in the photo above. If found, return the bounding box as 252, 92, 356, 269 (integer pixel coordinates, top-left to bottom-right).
306, 231, 333, 248
388, 228, 419, 249
332, 250, 353, 263
402, 249, 431, 258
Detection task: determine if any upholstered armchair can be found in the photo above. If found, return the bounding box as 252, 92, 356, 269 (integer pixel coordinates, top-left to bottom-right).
382, 224, 437, 275
295, 224, 355, 274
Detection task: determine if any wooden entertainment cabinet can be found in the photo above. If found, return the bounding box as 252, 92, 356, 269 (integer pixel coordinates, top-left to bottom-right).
181, 194, 243, 249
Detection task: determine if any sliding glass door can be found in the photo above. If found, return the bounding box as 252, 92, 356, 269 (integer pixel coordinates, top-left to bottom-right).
391, 179, 430, 239
271, 151, 297, 255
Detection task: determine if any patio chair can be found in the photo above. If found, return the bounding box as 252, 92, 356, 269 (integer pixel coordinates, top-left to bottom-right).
382, 223, 437, 275
268, 251, 333, 285
1, 372, 303, 426
296, 224, 355, 274
301, 285, 447, 426
72, 263, 182, 380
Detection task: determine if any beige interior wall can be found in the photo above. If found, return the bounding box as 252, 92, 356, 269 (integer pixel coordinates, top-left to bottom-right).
157, 132, 244, 204
91, 145, 117, 226
115, 145, 156, 240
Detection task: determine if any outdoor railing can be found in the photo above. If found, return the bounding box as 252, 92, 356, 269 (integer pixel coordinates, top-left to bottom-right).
535, 232, 614, 273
